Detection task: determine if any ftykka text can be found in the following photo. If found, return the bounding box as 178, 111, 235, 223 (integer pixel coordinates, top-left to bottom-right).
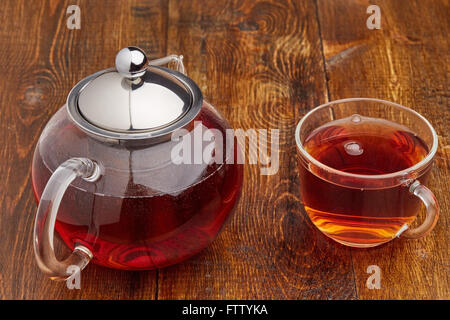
182, 304, 268, 317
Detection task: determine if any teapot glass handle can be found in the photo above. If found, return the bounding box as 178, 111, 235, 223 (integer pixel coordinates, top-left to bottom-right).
149, 55, 186, 75
398, 180, 439, 239
33, 158, 101, 281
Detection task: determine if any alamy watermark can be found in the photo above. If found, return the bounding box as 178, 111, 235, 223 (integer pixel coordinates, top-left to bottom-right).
366, 5, 381, 30
366, 265, 381, 289
66, 5, 81, 30
171, 121, 279, 175
66, 265, 81, 290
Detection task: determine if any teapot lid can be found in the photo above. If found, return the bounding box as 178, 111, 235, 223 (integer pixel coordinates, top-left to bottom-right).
67, 46, 202, 141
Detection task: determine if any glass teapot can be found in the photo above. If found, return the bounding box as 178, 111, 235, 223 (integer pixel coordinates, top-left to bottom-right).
32, 47, 243, 280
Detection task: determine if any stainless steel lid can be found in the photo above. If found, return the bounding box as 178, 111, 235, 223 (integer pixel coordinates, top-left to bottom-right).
67, 46, 202, 141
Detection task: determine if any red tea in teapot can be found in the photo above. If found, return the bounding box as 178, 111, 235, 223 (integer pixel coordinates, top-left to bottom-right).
32, 106, 243, 270
299, 116, 429, 246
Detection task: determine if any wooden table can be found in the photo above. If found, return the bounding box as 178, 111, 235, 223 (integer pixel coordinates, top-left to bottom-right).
0, 0, 448, 300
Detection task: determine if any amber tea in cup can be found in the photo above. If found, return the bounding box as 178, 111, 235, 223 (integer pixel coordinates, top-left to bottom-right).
295, 98, 439, 247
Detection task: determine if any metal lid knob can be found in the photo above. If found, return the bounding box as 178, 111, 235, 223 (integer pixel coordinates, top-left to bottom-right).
115, 46, 148, 78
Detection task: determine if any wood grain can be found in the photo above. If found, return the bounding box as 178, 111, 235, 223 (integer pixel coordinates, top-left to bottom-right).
0, 0, 448, 299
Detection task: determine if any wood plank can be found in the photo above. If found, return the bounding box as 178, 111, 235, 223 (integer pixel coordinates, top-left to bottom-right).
317, 0, 449, 299
0, 0, 167, 299
157, 0, 356, 299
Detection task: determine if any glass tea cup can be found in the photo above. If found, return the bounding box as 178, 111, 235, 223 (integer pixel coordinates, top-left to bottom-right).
295, 98, 439, 248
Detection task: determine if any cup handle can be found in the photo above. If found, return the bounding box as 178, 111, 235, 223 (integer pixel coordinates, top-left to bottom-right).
399, 180, 439, 239
33, 158, 101, 281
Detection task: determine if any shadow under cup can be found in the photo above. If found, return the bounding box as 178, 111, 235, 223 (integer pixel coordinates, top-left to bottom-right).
295, 98, 439, 248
